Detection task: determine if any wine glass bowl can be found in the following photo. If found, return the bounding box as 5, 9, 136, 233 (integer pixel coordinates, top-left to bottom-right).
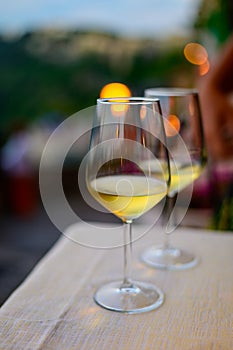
141, 88, 207, 270
86, 97, 170, 313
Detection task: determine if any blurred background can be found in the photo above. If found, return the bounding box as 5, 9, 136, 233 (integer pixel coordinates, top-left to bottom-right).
0, 0, 232, 304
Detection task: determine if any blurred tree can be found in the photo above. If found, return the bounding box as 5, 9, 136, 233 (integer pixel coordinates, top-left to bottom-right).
0, 31, 191, 136
194, 0, 233, 45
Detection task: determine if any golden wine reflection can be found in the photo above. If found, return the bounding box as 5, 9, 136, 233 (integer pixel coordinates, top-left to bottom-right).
80, 306, 99, 317
79, 306, 106, 329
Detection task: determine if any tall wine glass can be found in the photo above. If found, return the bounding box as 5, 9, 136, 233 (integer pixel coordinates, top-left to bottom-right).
86, 97, 170, 313
141, 88, 207, 270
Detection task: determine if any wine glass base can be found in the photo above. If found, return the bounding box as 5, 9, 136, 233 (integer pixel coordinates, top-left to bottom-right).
141, 245, 198, 270
94, 280, 164, 314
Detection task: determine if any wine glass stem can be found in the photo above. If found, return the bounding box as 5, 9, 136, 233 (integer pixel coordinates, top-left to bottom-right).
163, 194, 178, 249
122, 221, 133, 288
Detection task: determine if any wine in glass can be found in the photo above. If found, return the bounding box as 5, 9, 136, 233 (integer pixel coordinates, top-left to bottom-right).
141, 88, 207, 270
86, 97, 170, 313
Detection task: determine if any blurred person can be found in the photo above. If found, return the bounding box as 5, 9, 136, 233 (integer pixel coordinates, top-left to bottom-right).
198, 34, 233, 161
197, 34, 233, 230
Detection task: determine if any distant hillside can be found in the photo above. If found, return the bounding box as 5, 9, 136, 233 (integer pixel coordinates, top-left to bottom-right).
0, 29, 193, 135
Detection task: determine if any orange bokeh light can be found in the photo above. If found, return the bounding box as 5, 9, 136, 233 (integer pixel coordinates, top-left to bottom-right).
100, 82, 132, 98
199, 59, 210, 76
164, 114, 181, 137
100, 82, 131, 117
184, 43, 208, 66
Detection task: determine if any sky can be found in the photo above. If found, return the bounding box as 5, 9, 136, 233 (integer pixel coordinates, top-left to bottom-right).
0, 0, 201, 38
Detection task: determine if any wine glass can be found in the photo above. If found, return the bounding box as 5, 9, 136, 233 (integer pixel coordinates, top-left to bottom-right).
141, 88, 207, 270
86, 97, 170, 313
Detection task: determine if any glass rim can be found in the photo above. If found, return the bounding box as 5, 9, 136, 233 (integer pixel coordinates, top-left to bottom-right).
144, 87, 198, 97
97, 97, 160, 105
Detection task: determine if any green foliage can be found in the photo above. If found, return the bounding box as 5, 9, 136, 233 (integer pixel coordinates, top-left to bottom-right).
194, 0, 232, 44
0, 31, 192, 136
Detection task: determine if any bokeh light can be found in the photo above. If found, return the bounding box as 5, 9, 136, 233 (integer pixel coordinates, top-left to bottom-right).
184, 42, 208, 66
100, 82, 132, 98
111, 102, 129, 117
100, 82, 131, 117
199, 59, 210, 76
164, 114, 181, 137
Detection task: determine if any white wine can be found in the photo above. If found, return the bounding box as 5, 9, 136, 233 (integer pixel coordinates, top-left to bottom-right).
88, 175, 167, 222
140, 159, 203, 196
168, 163, 203, 196
161, 162, 203, 196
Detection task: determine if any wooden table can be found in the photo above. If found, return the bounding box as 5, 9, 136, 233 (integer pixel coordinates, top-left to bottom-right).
0, 221, 232, 349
